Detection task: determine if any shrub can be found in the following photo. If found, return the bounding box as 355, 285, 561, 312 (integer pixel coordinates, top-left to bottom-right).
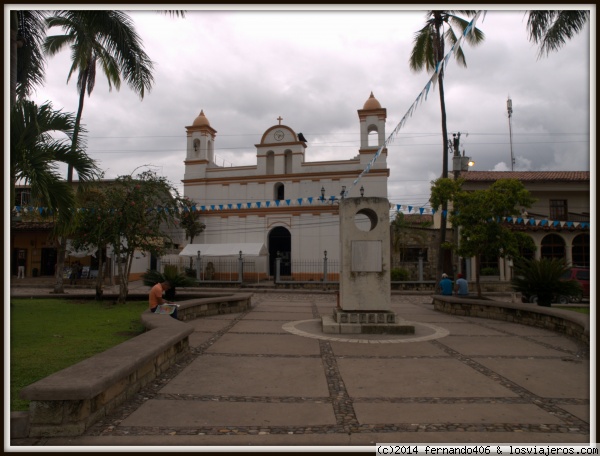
390, 268, 410, 281
142, 267, 196, 301
480, 267, 499, 276
511, 258, 582, 307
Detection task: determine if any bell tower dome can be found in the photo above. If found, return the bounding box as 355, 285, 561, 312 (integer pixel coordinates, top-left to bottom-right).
358, 92, 386, 150
185, 110, 217, 163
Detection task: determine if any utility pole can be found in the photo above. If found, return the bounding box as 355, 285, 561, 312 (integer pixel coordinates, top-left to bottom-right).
452, 132, 461, 179
507, 97, 515, 171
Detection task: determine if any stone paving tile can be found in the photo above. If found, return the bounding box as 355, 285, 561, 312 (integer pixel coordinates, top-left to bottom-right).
186, 318, 234, 332
329, 340, 450, 357
436, 322, 509, 336
120, 400, 337, 428
227, 319, 291, 333
242, 311, 315, 320
440, 335, 571, 357
337, 358, 519, 398
475, 358, 590, 399
159, 356, 330, 397
353, 402, 564, 425
204, 333, 321, 355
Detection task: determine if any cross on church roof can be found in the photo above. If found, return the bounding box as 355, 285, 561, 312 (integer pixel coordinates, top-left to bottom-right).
277, 116, 283, 125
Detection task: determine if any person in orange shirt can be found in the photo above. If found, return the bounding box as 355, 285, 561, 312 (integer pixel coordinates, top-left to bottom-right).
149, 280, 177, 319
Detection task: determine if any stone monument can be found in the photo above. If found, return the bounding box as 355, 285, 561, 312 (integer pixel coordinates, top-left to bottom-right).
322, 196, 414, 334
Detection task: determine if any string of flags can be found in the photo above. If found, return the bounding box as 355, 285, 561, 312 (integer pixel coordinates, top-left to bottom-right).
345, 11, 484, 197
11, 201, 590, 230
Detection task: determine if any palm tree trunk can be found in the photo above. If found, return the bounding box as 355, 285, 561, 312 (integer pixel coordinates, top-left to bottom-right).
68, 71, 88, 182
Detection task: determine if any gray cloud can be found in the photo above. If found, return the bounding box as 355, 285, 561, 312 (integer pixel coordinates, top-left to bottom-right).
23, 6, 591, 205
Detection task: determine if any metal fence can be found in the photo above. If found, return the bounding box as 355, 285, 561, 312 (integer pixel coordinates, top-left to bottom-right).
158, 255, 261, 283
157, 253, 432, 285
275, 257, 340, 284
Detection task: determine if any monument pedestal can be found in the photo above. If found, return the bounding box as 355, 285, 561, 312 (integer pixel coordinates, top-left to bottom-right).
322, 309, 415, 334
320, 197, 415, 336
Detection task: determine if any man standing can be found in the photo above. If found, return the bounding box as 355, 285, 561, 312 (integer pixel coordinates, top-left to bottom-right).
17, 255, 26, 279
437, 273, 453, 296
454, 273, 469, 296
149, 280, 177, 319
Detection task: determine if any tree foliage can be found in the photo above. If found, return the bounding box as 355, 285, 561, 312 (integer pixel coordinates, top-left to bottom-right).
526, 10, 590, 59
430, 178, 536, 296
43, 10, 155, 181
71, 170, 181, 303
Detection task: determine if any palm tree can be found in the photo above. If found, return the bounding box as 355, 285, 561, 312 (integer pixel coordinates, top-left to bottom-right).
43, 10, 155, 182
526, 10, 590, 59
409, 10, 484, 279
11, 99, 101, 293
512, 258, 583, 307
10, 10, 48, 109
11, 99, 99, 213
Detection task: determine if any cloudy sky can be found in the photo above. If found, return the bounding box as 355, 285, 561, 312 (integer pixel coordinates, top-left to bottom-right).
20, 5, 593, 211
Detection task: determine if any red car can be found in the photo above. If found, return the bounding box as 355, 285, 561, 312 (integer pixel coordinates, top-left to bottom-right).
559, 267, 590, 303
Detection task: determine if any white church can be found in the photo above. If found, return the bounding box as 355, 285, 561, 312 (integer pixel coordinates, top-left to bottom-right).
180, 92, 390, 279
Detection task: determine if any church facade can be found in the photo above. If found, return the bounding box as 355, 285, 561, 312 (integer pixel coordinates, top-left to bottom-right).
182, 93, 390, 279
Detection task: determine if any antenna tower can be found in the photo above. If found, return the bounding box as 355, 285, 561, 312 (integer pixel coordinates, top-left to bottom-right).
507, 96, 515, 171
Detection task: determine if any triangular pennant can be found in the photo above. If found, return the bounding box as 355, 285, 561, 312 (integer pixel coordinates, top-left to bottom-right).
419, 207, 424, 215
285, 199, 291, 206
265, 201, 271, 207
275, 200, 280, 207
308, 197, 313, 204
297, 198, 303, 205
396, 204, 401, 211
228, 204, 233, 210
256, 202, 261, 208
201, 205, 206, 211
246, 202, 252, 208
237, 203, 242, 210
408, 206, 413, 213
210, 205, 215, 211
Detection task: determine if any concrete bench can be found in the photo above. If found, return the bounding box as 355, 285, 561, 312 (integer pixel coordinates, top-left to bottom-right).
432, 295, 589, 346
15, 292, 252, 438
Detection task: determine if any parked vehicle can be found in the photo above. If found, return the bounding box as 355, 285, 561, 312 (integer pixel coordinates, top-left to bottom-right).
520, 267, 588, 304
559, 267, 589, 303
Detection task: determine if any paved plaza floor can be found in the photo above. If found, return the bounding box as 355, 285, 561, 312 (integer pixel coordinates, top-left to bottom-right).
9, 289, 593, 449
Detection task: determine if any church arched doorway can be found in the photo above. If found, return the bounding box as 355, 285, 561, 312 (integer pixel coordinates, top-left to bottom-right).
268, 226, 291, 277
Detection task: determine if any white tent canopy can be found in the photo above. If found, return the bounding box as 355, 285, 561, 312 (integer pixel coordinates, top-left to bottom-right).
179, 243, 267, 257
66, 240, 98, 258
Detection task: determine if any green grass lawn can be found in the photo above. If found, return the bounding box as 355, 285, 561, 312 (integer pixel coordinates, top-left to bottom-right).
555, 306, 590, 315
10, 298, 148, 412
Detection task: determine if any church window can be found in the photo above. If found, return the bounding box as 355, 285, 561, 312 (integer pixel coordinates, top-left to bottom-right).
193, 139, 200, 155
266, 151, 274, 175
284, 150, 292, 174
274, 183, 285, 200
367, 126, 378, 148
208, 140, 214, 163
